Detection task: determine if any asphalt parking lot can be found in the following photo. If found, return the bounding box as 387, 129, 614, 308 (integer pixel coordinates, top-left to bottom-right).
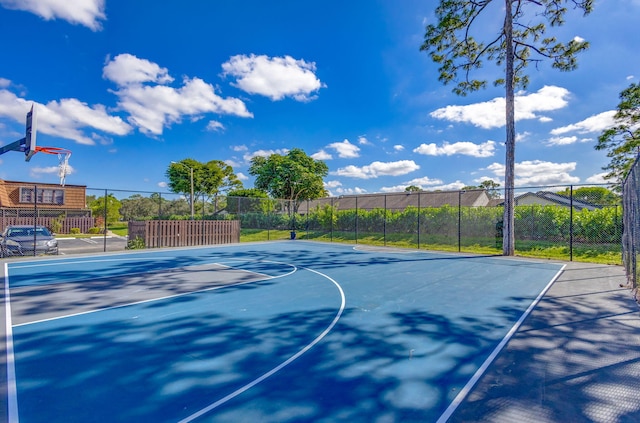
56, 235, 129, 255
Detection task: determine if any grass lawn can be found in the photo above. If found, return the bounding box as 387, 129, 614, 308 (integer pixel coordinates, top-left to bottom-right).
96, 226, 621, 265
108, 223, 129, 236
240, 228, 295, 242
240, 229, 622, 265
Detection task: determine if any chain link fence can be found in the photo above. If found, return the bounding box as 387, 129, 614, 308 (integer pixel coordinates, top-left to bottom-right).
622, 156, 640, 294
288, 185, 621, 263
1, 182, 622, 263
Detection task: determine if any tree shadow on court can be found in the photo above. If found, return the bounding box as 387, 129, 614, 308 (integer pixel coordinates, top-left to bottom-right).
211, 245, 504, 271
9, 245, 639, 422
448, 265, 640, 423
12, 286, 535, 422
8, 244, 513, 327
8, 254, 291, 325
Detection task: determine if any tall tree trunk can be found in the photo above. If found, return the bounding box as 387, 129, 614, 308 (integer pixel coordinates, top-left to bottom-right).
503, 0, 516, 255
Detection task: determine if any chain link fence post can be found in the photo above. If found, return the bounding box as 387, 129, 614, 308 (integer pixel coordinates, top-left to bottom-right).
569, 185, 574, 261
622, 155, 640, 293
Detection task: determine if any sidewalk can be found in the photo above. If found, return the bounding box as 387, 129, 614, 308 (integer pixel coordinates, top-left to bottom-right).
450, 262, 640, 422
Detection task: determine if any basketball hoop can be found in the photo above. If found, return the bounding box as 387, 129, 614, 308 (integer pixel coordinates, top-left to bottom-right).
35, 146, 72, 186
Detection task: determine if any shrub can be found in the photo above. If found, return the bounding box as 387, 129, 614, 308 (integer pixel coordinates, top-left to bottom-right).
50, 215, 64, 234
239, 212, 288, 229
314, 204, 338, 231
70, 227, 81, 234
87, 227, 102, 234
126, 236, 145, 249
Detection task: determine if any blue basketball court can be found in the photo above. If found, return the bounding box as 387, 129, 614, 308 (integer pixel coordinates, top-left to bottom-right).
2, 241, 564, 422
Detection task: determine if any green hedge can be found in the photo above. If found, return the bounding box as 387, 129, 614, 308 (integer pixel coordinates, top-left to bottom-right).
238, 204, 621, 245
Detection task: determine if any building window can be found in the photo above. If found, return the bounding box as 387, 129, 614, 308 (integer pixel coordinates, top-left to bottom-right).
20, 187, 65, 205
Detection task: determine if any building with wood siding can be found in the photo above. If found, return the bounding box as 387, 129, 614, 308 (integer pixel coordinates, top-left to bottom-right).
500, 191, 602, 211
0, 179, 89, 212
298, 190, 493, 213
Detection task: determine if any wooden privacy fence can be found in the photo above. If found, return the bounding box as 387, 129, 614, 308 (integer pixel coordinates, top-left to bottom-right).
128, 220, 240, 248
0, 216, 96, 233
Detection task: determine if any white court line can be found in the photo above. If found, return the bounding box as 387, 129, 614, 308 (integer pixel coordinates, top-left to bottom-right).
7, 256, 177, 269
178, 266, 346, 423
9, 256, 275, 288
436, 264, 566, 423
14, 260, 297, 327
4, 262, 19, 422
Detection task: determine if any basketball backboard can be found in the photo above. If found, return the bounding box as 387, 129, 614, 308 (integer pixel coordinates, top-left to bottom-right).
25, 104, 37, 161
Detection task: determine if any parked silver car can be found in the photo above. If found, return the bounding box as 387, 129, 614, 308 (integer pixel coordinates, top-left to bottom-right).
0, 225, 59, 257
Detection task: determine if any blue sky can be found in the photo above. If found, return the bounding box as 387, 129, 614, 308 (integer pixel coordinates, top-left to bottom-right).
0, 0, 638, 196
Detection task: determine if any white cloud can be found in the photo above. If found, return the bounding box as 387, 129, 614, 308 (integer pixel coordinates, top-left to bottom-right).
224, 159, 242, 168
0, 78, 10, 88
381, 181, 465, 192
91, 132, 113, 146
335, 186, 367, 195
45, 98, 131, 137
515, 86, 571, 119
232, 145, 248, 152
331, 160, 420, 179
380, 175, 444, 192
206, 121, 224, 132
393, 145, 404, 151
547, 135, 578, 146
324, 180, 343, 189
550, 110, 617, 135
243, 148, 289, 162
431, 99, 504, 129
30, 163, 74, 178
0, 0, 106, 30
0, 90, 132, 145
311, 150, 332, 160
379, 185, 407, 193
413, 140, 495, 158
412, 144, 437, 155
430, 181, 467, 191
103, 54, 253, 135
358, 136, 370, 145
430, 85, 570, 129
314, 139, 361, 160
157, 181, 167, 188
485, 160, 580, 185
405, 176, 444, 187
325, 180, 360, 197
474, 175, 503, 185
585, 172, 609, 184
236, 172, 248, 181
222, 54, 325, 101
327, 139, 360, 158
103, 54, 173, 86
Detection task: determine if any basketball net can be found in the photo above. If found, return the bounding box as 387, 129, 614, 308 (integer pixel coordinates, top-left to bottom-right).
35, 146, 72, 186
58, 151, 71, 186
